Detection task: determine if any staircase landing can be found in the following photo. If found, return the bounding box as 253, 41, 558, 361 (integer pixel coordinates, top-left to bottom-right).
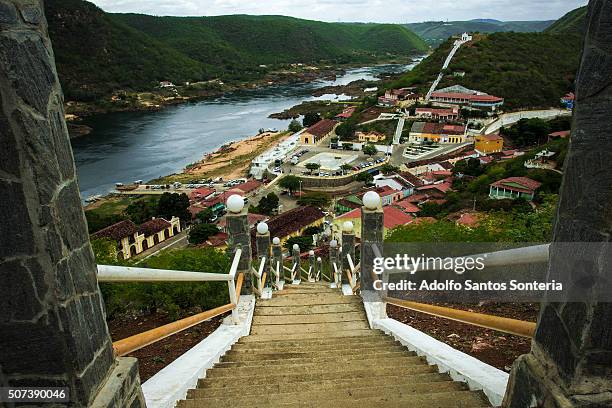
177, 282, 491, 407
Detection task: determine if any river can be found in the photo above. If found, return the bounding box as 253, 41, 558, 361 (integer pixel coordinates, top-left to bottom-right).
72, 63, 419, 199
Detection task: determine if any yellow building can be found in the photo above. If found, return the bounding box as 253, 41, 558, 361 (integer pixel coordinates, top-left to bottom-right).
91, 217, 182, 259
409, 122, 467, 144
300, 119, 338, 145
475, 134, 504, 154
357, 131, 386, 143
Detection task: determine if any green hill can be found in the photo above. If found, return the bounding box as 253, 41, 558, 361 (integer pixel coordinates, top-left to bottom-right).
393, 7, 587, 110
45, 0, 427, 102
545, 6, 587, 35
405, 19, 553, 46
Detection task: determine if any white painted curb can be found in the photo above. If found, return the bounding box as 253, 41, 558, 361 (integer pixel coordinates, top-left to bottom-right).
142, 295, 255, 408
374, 318, 509, 407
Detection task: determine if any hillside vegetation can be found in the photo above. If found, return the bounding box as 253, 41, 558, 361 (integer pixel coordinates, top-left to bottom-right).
45, 0, 427, 101
393, 7, 585, 110
406, 19, 553, 45
544, 6, 587, 35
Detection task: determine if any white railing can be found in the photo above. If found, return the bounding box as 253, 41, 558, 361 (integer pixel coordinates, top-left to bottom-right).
100, 248, 243, 355
251, 256, 267, 296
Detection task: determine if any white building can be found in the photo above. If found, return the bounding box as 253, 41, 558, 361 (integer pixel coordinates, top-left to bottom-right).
250, 131, 302, 179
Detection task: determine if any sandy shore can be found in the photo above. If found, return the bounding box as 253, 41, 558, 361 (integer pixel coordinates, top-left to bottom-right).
158, 131, 290, 183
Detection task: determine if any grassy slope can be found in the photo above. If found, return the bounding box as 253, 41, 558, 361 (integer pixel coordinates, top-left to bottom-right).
544, 6, 587, 35
406, 20, 553, 45
393, 7, 586, 110
45, 0, 427, 101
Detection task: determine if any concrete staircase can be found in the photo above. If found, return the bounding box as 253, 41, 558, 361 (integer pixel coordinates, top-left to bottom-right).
177, 283, 492, 407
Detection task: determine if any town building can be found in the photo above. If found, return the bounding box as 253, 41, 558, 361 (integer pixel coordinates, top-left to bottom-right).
430, 85, 504, 111
489, 177, 542, 201
334, 205, 413, 238
91, 217, 182, 260
300, 119, 338, 145
250, 132, 301, 179
190, 187, 215, 201
378, 88, 420, 106
335, 106, 356, 121
474, 134, 504, 154
409, 122, 467, 144
228, 179, 262, 196
261, 206, 325, 245
356, 131, 386, 143
414, 106, 460, 121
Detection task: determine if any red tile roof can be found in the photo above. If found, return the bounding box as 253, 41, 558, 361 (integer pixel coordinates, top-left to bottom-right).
199, 232, 228, 248
190, 187, 215, 200
454, 212, 484, 227
305, 119, 338, 138
265, 206, 325, 239
549, 130, 570, 138
218, 213, 267, 229
398, 172, 424, 187
91, 220, 138, 241
417, 181, 452, 193
411, 217, 437, 225
490, 177, 542, 194
481, 134, 503, 141
395, 200, 421, 213
335, 106, 356, 119
432, 92, 504, 103
138, 218, 171, 236
338, 206, 413, 229
231, 180, 262, 194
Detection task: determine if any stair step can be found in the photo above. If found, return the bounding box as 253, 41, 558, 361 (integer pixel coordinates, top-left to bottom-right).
255, 303, 363, 315
260, 293, 361, 306
178, 390, 490, 408
231, 336, 398, 351
195, 372, 453, 394
224, 345, 408, 360
186, 381, 467, 402
252, 311, 366, 325
217, 351, 418, 367
239, 329, 377, 342
205, 359, 431, 379
198, 365, 438, 388
250, 321, 370, 335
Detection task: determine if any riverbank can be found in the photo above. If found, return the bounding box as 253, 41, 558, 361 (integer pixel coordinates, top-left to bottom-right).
153, 131, 291, 184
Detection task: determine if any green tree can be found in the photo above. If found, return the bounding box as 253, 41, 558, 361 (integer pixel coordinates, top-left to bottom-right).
157, 193, 191, 223
196, 207, 214, 223
297, 192, 331, 208
362, 143, 378, 157
305, 162, 321, 174
288, 119, 302, 133
279, 175, 302, 194
188, 223, 219, 245
453, 158, 484, 177
91, 238, 121, 264
340, 163, 353, 175
303, 112, 321, 128
285, 236, 314, 251
335, 122, 356, 139
254, 193, 280, 215
380, 164, 399, 175
355, 171, 374, 184
125, 198, 157, 224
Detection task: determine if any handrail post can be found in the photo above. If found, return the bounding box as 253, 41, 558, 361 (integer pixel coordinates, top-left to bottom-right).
329, 239, 339, 284
255, 223, 271, 288
341, 222, 355, 286
308, 250, 315, 281
271, 237, 283, 286
361, 192, 383, 291
226, 195, 252, 295
316, 257, 323, 282
291, 244, 301, 281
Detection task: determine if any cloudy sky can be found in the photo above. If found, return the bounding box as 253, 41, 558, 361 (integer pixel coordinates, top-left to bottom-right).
89, 0, 586, 23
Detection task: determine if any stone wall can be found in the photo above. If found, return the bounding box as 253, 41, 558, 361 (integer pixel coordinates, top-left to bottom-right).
503, 1, 612, 407
0, 1, 144, 406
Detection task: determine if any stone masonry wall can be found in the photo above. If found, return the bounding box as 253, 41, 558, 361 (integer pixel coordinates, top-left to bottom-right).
0, 1, 143, 406
504, 1, 612, 407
